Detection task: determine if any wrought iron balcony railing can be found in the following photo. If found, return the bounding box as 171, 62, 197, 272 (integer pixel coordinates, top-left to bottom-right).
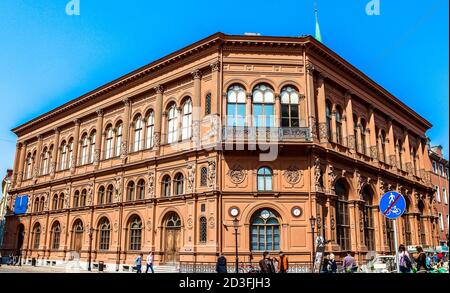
222, 126, 311, 142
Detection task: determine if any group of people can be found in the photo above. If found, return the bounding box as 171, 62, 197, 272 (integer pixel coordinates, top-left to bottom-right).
215, 251, 290, 273
134, 252, 154, 273
398, 244, 448, 273
0, 252, 20, 266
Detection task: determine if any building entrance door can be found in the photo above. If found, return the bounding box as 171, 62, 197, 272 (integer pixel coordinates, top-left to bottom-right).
163, 212, 182, 264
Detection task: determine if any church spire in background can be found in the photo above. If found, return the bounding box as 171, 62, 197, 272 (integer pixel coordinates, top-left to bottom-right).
314, 0, 322, 42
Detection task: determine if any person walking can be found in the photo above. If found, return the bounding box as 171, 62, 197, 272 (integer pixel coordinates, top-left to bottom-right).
215, 254, 228, 273
342, 251, 356, 273
277, 251, 289, 273
328, 253, 337, 273
398, 244, 412, 273
145, 252, 154, 273
135, 253, 143, 273
259, 251, 275, 273
415, 246, 428, 273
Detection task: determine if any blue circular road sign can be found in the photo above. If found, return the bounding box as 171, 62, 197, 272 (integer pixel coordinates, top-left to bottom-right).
380, 191, 406, 219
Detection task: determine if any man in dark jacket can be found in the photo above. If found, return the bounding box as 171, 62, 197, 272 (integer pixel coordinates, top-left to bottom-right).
216, 254, 228, 273
259, 251, 276, 273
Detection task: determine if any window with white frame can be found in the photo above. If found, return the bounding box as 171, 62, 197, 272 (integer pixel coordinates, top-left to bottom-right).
67, 140, 73, 169
60, 142, 67, 170
432, 161, 437, 173
253, 84, 275, 128
167, 104, 178, 144
134, 116, 143, 152
182, 99, 192, 140
226, 84, 246, 127
89, 132, 96, 163
115, 123, 123, 157
80, 134, 88, 165
41, 148, 49, 175
435, 186, 441, 202
439, 213, 444, 231
146, 112, 154, 149
443, 187, 448, 204
105, 127, 113, 159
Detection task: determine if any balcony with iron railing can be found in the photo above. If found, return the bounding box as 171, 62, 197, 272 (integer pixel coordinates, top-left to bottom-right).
222, 126, 311, 143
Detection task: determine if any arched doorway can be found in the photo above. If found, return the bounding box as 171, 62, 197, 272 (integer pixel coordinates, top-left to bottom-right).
72, 220, 84, 253
163, 212, 181, 264
335, 178, 351, 251
250, 209, 281, 252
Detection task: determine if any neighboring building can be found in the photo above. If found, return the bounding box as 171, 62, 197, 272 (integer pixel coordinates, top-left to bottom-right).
3, 32, 436, 272
0, 169, 13, 249
429, 145, 449, 246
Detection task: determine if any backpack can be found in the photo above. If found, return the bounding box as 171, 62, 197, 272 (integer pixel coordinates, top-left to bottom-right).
403, 254, 412, 269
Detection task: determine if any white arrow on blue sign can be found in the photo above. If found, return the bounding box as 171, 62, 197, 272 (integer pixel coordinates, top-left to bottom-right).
379, 191, 406, 219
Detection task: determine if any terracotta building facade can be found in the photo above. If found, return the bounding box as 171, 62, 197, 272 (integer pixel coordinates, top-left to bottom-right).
429, 145, 449, 246
2, 33, 437, 272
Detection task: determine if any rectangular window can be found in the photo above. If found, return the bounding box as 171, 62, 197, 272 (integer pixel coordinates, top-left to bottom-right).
439, 213, 444, 231
432, 161, 437, 173
435, 186, 441, 202
440, 164, 444, 176
443, 188, 448, 205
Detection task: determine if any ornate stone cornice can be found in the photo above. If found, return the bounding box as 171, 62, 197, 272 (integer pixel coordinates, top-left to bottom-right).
96, 109, 104, 117
210, 61, 220, 72
191, 69, 202, 79
154, 85, 164, 94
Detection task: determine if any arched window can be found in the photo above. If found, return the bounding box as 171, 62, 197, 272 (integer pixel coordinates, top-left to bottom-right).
326, 101, 332, 140
418, 200, 426, 245
253, 84, 275, 127
200, 167, 208, 187
199, 217, 207, 243
98, 218, 110, 251
80, 189, 87, 207
73, 190, 80, 208
39, 196, 45, 212
361, 186, 375, 251
106, 184, 114, 204
335, 106, 343, 144
226, 84, 246, 127
67, 139, 74, 169
34, 198, 39, 212
137, 179, 145, 200
257, 167, 273, 192
335, 179, 350, 250
133, 115, 143, 152
167, 104, 178, 144
402, 197, 412, 245
26, 153, 32, 179
80, 134, 89, 165
182, 99, 193, 140
280, 86, 300, 127
129, 216, 142, 250
58, 193, 64, 209
115, 122, 123, 157
51, 222, 61, 250
205, 93, 211, 115
105, 126, 114, 159
385, 218, 395, 254
98, 186, 105, 205
162, 175, 171, 197
174, 173, 184, 195
380, 130, 387, 162
250, 209, 280, 251
41, 147, 49, 175
127, 181, 135, 201
72, 220, 83, 251
60, 141, 67, 170
145, 111, 154, 149
52, 194, 58, 210
166, 212, 181, 227
89, 131, 96, 163
360, 119, 367, 155
33, 223, 41, 249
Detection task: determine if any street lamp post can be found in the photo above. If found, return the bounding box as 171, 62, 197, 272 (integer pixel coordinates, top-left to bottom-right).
233, 217, 239, 274
309, 216, 316, 273
88, 227, 93, 271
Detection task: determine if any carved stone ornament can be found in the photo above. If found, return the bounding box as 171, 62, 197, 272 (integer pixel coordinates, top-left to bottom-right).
210, 60, 220, 72
347, 135, 355, 149
147, 171, 155, 198
120, 141, 128, 159
114, 176, 123, 203
208, 216, 215, 229
146, 220, 152, 232
328, 165, 337, 190
314, 157, 322, 189
356, 173, 367, 199
114, 222, 118, 232
389, 155, 397, 168
86, 182, 94, 206
207, 161, 216, 188
228, 165, 246, 184
43, 193, 49, 211
27, 195, 32, 212
318, 123, 328, 142
187, 164, 196, 192
330, 217, 336, 230
370, 146, 378, 160
93, 149, 101, 164
187, 217, 193, 229
306, 62, 315, 74
284, 166, 302, 185
49, 162, 56, 177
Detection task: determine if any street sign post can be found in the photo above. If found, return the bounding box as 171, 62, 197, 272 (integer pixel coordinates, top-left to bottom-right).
380, 191, 406, 273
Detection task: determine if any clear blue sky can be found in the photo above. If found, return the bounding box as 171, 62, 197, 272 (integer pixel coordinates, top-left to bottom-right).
0, 0, 448, 189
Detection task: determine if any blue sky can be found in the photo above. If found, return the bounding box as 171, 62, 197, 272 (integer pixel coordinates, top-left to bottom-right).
0, 0, 448, 191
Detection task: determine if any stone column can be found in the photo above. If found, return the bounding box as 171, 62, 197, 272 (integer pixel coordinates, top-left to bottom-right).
417, 138, 425, 179
210, 61, 221, 115
356, 116, 362, 153
11, 143, 21, 187
306, 62, 317, 141
246, 92, 252, 127
368, 105, 378, 160
377, 133, 384, 163
422, 138, 433, 185
330, 105, 337, 143
94, 109, 104, 167
153, 86, 164, 149
121, 99, 131, 158
344, 92, 355, 151
316, 73, 327, 143
34, 135, 43, 179
192, 70, 202, 148
403, 128, 412, 174
50, 128, 60, 178
177, 106, 183, 142
341, 114, 348, 147
71, 119, 81, 174
274, 93, 281, 127
387, 117, 396, 168
16, 142, 27, 187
